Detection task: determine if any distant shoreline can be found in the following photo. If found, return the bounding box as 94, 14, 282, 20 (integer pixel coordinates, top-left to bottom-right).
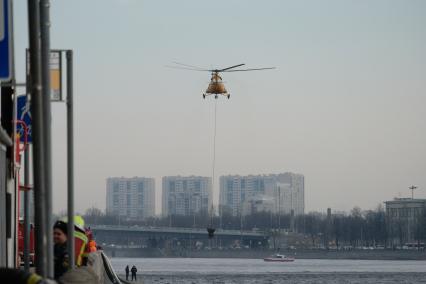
103, 248, 426, 260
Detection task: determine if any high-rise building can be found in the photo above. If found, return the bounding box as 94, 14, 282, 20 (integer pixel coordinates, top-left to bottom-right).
219, 173, 304, 216
106, 177, 155, 220
162, 176, 212, 217
385, 198, 426, 245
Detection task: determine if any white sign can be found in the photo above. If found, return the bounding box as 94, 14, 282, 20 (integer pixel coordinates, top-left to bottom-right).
26, 49, 63, 101
49, 51, 62, 101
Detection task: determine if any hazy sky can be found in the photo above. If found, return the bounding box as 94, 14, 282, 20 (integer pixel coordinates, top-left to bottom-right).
13, 0, 426, 214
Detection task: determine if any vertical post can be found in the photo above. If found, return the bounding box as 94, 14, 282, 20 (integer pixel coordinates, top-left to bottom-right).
240, 208, 243, 244
23, 48, 32, 272
39, 0, 53, 277
278, 186, 281, 236
219, 205, 222, 229
188, 193, 192, 255
23, 146, 30, 272
66, 50, 75, 269
326, 208, 331, 250
27, 0, 47, 276
23, 52, 31, 273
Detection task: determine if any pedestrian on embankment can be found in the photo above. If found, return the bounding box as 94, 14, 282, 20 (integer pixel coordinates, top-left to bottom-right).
125, 265, 130, 280
131, 265, 137, 281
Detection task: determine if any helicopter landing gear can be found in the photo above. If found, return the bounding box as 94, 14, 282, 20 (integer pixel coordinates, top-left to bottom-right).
203, 94, 206, 99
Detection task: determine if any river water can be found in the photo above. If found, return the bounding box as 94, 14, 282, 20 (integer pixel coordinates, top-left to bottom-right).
111, 258, 426, 283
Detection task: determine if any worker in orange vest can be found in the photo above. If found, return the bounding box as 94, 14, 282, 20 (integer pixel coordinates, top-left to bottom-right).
89, 240, 97, 253
81, 227, 97, 264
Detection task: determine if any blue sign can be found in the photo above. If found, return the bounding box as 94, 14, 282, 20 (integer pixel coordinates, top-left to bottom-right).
17, 95, 32, 143
0, 0, 11, 81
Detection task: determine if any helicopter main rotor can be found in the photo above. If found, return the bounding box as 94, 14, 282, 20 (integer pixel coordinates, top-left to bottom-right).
167, 62, 276, 99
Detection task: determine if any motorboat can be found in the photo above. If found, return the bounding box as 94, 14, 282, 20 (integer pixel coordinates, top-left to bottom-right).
263, 253, 295, 262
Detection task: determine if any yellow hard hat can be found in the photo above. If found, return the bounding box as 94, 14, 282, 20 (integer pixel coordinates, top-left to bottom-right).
61, 215, 85, 232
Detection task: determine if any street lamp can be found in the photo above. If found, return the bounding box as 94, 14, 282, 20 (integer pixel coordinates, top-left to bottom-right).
409, 185, 418, 199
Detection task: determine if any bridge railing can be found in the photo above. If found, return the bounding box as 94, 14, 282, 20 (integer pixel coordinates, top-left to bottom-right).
89, 224, 267, 237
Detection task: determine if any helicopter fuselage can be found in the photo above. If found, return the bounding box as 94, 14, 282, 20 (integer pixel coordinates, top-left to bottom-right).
203, 72, 230, 99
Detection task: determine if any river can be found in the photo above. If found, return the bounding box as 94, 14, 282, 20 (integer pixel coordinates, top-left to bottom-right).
110, 258, 426, 283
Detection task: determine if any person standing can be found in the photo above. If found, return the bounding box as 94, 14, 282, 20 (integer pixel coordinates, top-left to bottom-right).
131, 265, 137, 281
125, 265, 130, 281
53, 215, 89, 279
53, 220, 70, 279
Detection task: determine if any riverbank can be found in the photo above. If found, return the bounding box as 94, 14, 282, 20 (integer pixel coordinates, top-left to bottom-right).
119, 272, 426, 284
104, 248, 426, 260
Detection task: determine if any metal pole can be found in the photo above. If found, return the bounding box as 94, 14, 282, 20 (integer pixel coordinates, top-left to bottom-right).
23, 145, 30, 272
66, 51, 75, 268
219, 205, 222, 229
28, 0, 47, 277
409, 185, 417, 200
23, 50, 32, 273
278, 186, 281, 236
189, 194, 191, 256
39, 0, 53, 277
240, 208, 243, 244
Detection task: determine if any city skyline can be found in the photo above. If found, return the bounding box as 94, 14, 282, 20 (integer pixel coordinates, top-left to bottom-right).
94, 176, 426, 227
64, 170, 424, 216
99, 173, 424, 219
103, 172, 305, 217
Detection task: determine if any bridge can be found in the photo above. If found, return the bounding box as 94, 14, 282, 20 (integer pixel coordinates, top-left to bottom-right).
91, 225, 270, 249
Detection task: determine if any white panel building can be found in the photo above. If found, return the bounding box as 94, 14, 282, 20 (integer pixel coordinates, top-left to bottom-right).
106, 177, 155, 220
220, 173, 304, 216
162, 176, 212, 217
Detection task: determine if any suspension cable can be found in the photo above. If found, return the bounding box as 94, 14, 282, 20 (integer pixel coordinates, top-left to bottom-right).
210, 99, 218, 226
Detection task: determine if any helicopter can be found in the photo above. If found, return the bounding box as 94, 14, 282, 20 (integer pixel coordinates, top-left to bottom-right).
167, 62, 275, 99
167, 62, 275, 238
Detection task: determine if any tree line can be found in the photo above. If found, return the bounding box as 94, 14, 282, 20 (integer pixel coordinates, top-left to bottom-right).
81, 205, 426, 248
